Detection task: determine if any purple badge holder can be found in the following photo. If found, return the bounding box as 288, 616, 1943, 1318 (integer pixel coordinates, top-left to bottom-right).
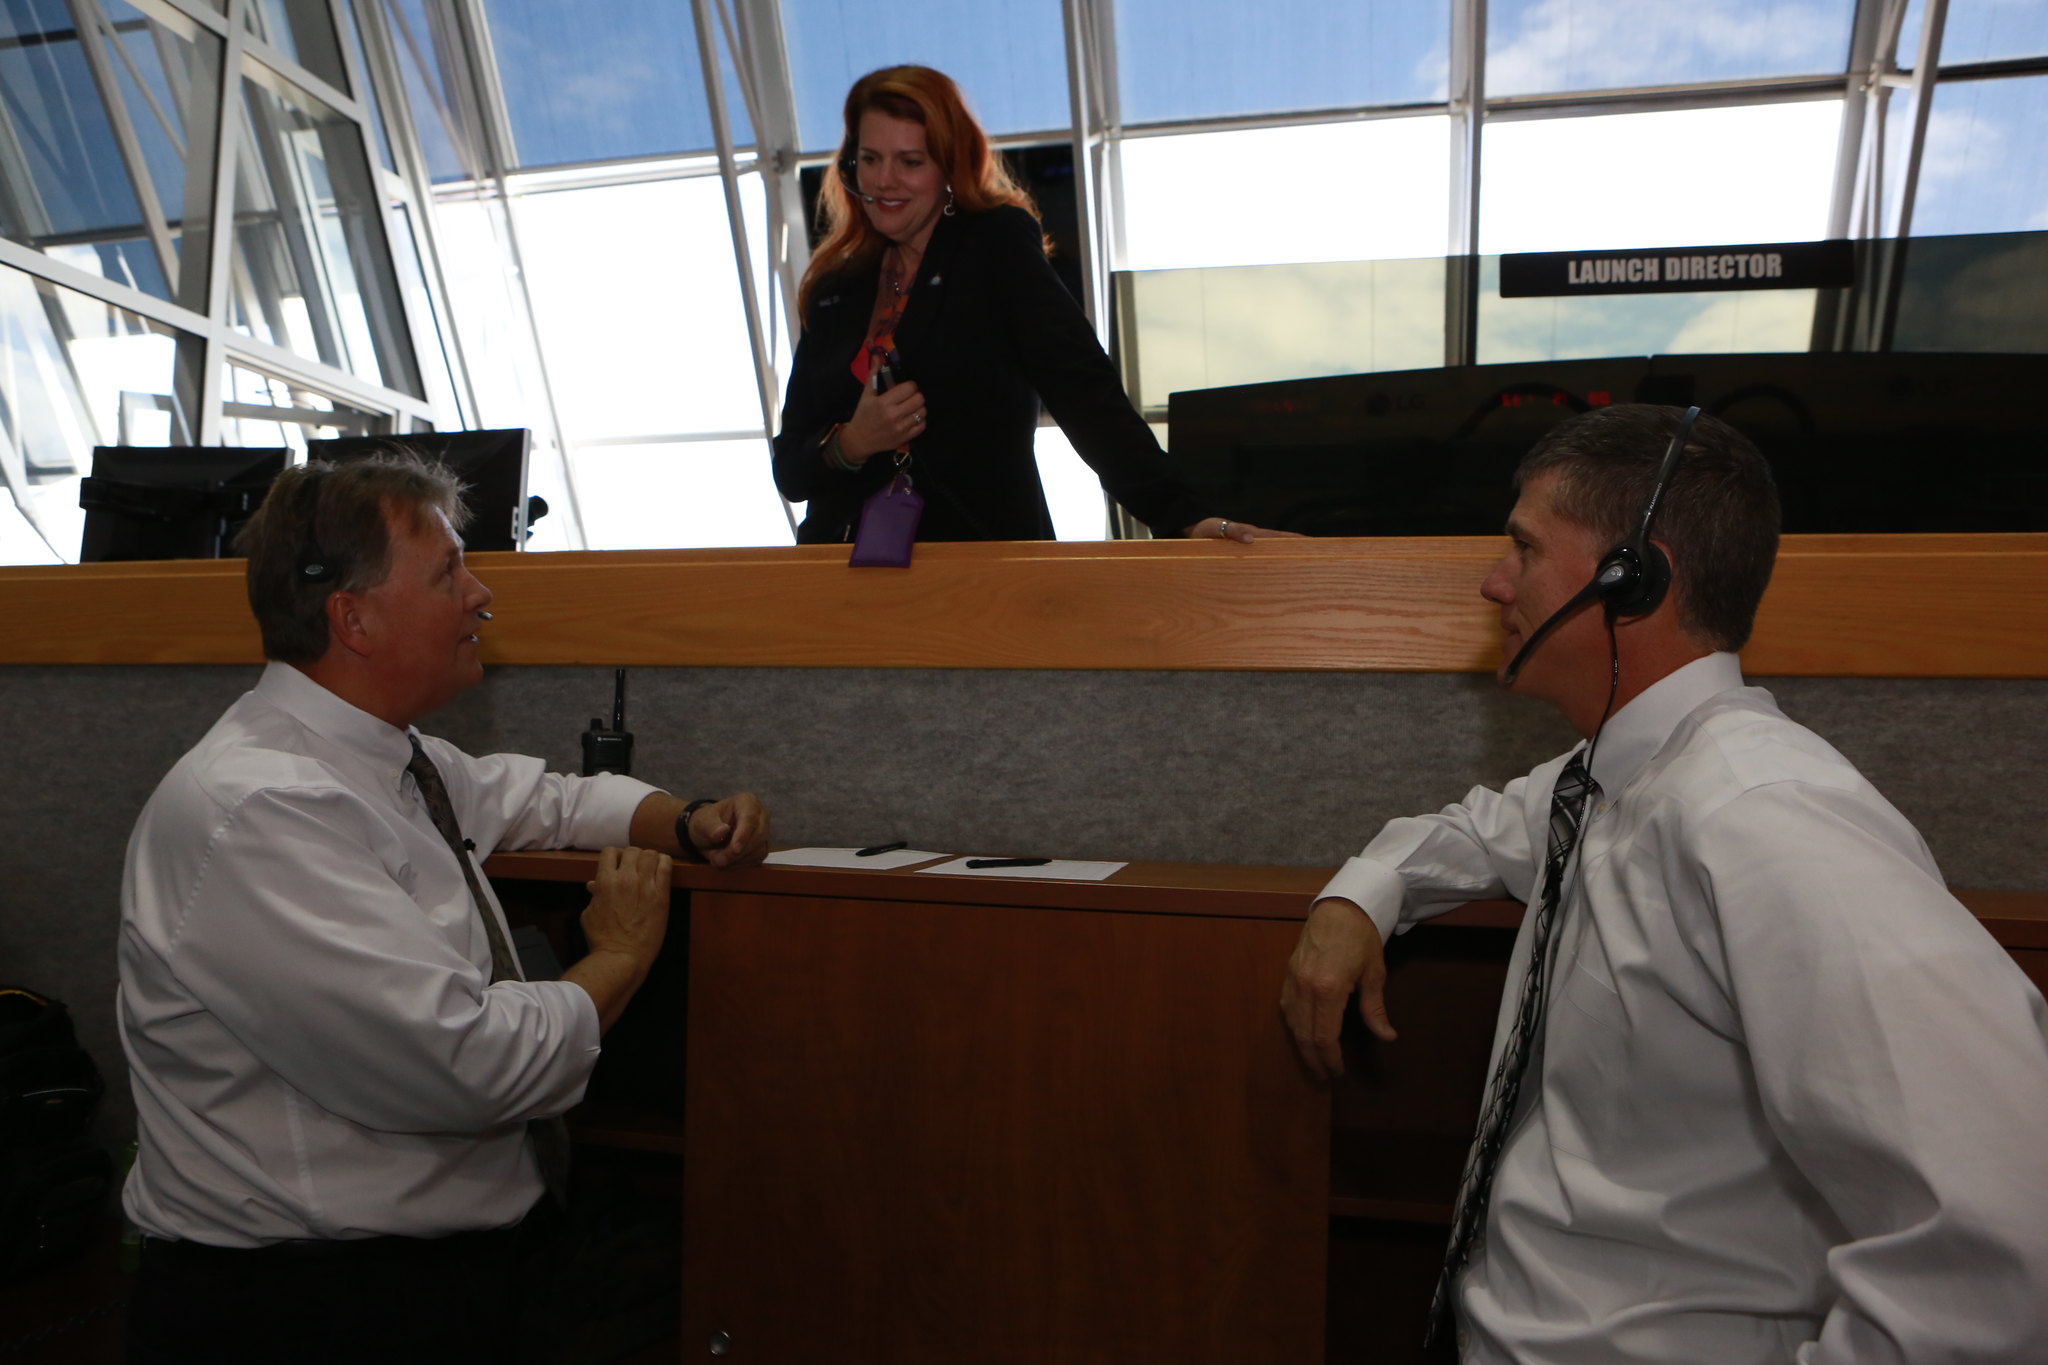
848, 464, 923, 567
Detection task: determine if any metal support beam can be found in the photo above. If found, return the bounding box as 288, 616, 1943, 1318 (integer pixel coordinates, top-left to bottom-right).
193, 0, 247, 445
336, 0, 468, 428
724, 0, 808, 354
1888, 0, 1949, 242
1847, 0, 1948, 351
432, 0, 587, 541
1812, 0, 1893, 350
692, 0, 793, 539
1061, 0, 1133, 539
1061, 0, 1116, 338
65, 0, 181, 291
1445, 0, 1486, 367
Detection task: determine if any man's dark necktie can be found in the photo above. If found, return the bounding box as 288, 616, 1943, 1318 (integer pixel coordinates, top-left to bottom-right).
406, 735, 572, 1207
1425, 749, 1599, 1351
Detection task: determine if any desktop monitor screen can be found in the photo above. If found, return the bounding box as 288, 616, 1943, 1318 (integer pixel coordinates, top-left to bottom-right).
78, 446, 290, 562
306, 430, 534, 551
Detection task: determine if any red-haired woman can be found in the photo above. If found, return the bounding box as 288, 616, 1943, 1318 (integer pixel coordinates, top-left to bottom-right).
770, 65, 1288, 544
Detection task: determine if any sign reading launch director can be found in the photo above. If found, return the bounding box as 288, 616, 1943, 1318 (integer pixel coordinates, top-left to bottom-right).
1499, 240, 1854, 298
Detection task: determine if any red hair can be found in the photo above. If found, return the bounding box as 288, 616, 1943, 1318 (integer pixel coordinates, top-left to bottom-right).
798, 66, 1038, 326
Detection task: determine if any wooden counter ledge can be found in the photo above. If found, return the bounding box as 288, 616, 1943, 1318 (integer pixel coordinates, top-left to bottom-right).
7, 532, 2045, 676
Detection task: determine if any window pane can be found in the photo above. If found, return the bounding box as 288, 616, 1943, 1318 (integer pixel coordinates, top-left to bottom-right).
1118, 257, 1447, 411
431, 196, 549, 438
569, 438, 790, 549
0, 0, 224, 308
385, 202, 462, 422
1487, 0, 1856, 97
0, 260, 192, 564
511, 175, 763, 442
221, 361, 379, 453
1893, 230, 2048, 351
1033, 426, 1110, 540
480, 0, 749, 168
1120, 118, 1452, 270
428, 193, 580, 546
231, 68, 420, 394
780, 0, 1068, 150
1115, 0, 1446, 125
248, 0, 348, 92
1479, 101, 1841, 254
337, 0, 396, 172
1903, 0, 2048, 65
1911, 76, 2048, 235
383, 0, 479, 182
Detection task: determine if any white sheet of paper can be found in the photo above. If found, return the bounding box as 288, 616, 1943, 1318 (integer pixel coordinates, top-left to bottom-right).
916, 857, 1127, 882
763, 847, 948, 871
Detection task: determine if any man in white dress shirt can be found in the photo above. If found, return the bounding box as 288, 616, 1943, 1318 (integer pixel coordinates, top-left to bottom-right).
118, 453, 770, 1361
1281, 404, 2048, 1363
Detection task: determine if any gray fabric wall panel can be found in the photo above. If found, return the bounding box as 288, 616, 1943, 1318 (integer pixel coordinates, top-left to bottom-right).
424, 666, 1584, 868
5, 663, 2044, 1155
2, 666, 262, 1154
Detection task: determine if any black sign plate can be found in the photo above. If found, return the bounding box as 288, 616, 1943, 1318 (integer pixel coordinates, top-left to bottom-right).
1499, 239, 1855, 297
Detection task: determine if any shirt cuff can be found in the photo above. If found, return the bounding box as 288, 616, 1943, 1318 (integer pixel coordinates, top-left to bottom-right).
568, 773, 663, 849
1314, 856, 1409, 947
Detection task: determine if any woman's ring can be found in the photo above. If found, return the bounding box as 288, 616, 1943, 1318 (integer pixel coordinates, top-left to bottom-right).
912, 410, 925, 424
1217, 520, 1232, 538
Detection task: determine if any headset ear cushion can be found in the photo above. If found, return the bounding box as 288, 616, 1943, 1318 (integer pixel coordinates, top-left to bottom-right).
1603, 543, 1671, 617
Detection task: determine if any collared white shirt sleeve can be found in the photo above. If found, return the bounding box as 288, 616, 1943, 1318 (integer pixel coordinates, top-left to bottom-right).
1314, 764, 1556, 949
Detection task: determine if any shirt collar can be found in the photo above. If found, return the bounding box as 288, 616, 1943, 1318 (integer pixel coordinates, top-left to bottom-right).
253, 661, 418, 789
1584, 651, 1745, 796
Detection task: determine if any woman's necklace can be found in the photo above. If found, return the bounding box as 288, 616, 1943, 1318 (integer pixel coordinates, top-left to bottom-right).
886, 242, 923, 297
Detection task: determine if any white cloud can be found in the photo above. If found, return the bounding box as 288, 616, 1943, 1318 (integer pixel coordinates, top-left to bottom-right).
1488, 0, 1849, 96
1908, 77, 2048, 235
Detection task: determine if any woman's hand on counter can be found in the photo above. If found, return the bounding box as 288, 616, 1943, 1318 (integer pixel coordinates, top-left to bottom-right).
1185, 516, 1306, 542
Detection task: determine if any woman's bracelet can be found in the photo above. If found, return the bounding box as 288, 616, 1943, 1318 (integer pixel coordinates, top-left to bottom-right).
822, 422, 859, 473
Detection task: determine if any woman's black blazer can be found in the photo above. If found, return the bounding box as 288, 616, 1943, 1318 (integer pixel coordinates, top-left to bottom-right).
770, 206, 1207, 543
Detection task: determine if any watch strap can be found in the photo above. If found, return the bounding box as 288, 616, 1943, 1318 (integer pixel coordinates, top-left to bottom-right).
675, 798, 719, 862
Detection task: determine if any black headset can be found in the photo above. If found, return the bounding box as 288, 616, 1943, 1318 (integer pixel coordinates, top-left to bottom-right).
296, 471, 340, 585
836, 149, 872, 204
1501, 405, 1700, 685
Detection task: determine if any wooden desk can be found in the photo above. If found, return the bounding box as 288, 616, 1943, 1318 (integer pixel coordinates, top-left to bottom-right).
492, 854, 1332, 1363
485, 853, 2048, 1365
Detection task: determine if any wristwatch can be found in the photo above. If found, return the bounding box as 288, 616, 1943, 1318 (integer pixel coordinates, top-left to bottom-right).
674, 798, 718, 862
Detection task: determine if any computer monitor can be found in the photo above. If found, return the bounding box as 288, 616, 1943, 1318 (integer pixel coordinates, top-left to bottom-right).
78, 446, 290, 562
306, 430, 536, 551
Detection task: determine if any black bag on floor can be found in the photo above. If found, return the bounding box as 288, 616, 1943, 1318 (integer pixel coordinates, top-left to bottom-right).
0, 986, 113, 1281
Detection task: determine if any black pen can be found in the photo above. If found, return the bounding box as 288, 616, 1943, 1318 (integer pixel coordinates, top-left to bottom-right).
855, 841, 909, 857
964, 857, 1051, 869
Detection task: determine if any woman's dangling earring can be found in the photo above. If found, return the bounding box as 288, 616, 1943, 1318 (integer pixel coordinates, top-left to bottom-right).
943, 186, 956, 217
